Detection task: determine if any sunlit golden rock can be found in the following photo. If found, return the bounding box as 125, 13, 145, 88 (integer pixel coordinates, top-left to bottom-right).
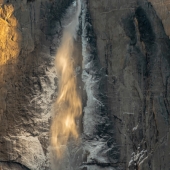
0, 4, 21, 65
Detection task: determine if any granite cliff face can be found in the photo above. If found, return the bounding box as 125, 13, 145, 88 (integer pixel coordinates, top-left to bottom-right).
0, 0, 72, 169
0, 0, 170, 170
87, 0, 170, 169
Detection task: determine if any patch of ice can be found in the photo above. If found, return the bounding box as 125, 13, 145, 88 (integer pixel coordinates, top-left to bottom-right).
123, 112, 134, 115
132, 124, 138, 131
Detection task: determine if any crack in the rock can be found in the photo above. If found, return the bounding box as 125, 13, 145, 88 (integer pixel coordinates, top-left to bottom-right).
0, 160, 30, 170
82, 161, 126, 167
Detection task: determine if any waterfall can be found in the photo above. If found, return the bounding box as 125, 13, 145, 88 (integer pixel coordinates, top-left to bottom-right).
50, 0, 82, 163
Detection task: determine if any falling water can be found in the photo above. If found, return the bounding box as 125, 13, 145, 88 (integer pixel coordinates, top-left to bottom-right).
50, 0, 82, 160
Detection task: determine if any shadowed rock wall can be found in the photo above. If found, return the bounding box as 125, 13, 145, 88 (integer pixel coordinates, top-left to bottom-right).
87, 0, 170, 169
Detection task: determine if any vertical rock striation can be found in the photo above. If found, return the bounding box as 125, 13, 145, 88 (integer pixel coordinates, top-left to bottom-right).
87, 0, 170, 169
